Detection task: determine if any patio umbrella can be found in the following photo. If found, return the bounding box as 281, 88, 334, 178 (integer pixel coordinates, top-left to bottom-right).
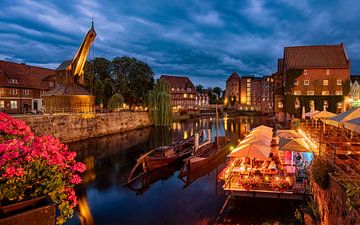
279, 138, 311, 152
326, 107, 360, 127
249, 129, 273, 136
229, 143, 271, 159
240, 135, 272, 146
312, 111, 336, 120
253, 125, 273, 131
305, 110, 319, 117
240, 138, 271, 146
344, 117, 360, 134
276, 130, 300, 139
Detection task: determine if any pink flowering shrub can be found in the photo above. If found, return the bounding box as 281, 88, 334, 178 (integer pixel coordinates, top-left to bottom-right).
0, 113, 86, 225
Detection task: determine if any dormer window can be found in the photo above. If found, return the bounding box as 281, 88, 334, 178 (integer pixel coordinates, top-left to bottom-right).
9, 78, 18, 84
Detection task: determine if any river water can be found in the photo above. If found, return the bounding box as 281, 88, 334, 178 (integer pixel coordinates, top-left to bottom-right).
65, 116, 301, 225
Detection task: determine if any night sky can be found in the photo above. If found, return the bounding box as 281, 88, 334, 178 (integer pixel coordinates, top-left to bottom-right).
0, 0, 359, 88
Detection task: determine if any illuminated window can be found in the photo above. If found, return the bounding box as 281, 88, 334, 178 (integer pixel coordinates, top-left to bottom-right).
335, 91, 343, 95
10, 89, 18, 95
278, 101, 283, 108
337, 102, 342, 108
326, 69, 330, 75
323, 80, 328, 85
304, 80, 309, 85
23, 89, 30, 95
184, 94, 187, 98
0, 101, 4, 108
9, 78, 18, 84
294, 80, 299, 85
40, 90, 47, 96
337, 80, 342, 85
171, 88, 175, 91
10, 101, 17, 109
303, 70, 308, 75
322, 91, 329, 95
307, 91, 314, 95
294, 91, 301, 95
49, 81, 54, 87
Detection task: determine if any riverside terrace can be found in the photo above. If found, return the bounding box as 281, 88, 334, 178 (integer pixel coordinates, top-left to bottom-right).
218, 126, 314, 200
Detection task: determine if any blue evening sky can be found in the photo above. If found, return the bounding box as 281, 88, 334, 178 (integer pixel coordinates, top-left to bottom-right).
0, 0, 359, 88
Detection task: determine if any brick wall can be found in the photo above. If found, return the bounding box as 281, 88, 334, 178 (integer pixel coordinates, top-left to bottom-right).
312, 176, 359, 225
16, 112, 152, 143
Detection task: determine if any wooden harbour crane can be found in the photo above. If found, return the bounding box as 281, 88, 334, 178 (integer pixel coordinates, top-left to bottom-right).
43, 21, 97, 113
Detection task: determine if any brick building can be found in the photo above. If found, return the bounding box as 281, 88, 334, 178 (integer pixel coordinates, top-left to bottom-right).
273, 43, 350, 116
225, 72, 240, 108
160, 75, 196, 111
0, 60, 56, 114
225, 73, 273, 113
260, 76, 273, 113
195, 92, 209, 107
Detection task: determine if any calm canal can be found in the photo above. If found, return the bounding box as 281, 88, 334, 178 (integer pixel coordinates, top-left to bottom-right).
65, 116, 301, 225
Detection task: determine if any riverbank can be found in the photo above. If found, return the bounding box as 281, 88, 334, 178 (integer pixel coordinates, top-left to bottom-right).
16, 112, 152, 143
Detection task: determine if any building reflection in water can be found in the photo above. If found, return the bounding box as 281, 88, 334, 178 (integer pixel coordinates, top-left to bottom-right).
78, 192, 94, 225
67, 116, 271, 225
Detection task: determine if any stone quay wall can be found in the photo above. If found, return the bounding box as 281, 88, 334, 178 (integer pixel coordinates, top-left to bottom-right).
16, 112, 152, 143
312, 175, 360, 225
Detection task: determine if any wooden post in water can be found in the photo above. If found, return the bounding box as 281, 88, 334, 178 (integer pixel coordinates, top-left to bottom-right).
195, 133, 199, 151
207, 129, 211, 144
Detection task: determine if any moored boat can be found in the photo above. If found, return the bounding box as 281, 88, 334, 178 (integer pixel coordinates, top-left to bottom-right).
127, 135, 196, 184
179, 136, 230, 177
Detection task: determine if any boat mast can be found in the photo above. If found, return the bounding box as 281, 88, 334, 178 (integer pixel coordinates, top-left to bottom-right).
216, 95, 219, 146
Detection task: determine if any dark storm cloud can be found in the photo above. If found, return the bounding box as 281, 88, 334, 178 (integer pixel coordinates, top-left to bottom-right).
0, 0, 359, 88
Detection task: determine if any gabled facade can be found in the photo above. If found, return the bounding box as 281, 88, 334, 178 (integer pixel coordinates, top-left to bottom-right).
0, 60, 56, 114
274, 43, 351, 115
350, 75, 360, 108
225, 72, 240, 108
160, 75, 196, 111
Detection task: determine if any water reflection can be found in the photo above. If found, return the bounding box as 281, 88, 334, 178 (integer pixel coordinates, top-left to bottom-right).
66, 116, 271, 225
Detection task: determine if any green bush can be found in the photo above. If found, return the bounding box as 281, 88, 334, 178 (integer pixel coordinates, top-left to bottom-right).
310, 157, 333, 189
344, 179, 360, 210
107, 93, 124, 111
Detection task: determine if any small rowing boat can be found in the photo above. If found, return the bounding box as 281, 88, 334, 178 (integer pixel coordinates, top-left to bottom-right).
179, 136, 230, 177
127, 135, 196, 184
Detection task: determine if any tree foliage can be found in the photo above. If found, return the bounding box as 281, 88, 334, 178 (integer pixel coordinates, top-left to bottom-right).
310, 157, 333, 189
110, 56, 154, 106
107, 93, 124, 111
146, 79, 172, 126
83, 56, 155, 108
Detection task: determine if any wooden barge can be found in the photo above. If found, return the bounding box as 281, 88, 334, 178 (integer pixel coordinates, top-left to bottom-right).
179, 136, 230, 178
127, 136, 195, 184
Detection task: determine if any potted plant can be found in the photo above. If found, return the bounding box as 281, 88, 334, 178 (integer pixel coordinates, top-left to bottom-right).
270, 177, 293, 192
0, 112, 86, 224
239, 176, 260, 191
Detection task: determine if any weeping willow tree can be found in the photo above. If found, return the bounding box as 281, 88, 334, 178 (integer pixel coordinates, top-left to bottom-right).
146, 79, 172, 126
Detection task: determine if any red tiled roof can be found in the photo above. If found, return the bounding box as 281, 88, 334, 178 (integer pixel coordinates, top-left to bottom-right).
160, 75, 195, 92
284, 44, 349, 69
0, 60, 55, 89
226, 72, 240, 82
